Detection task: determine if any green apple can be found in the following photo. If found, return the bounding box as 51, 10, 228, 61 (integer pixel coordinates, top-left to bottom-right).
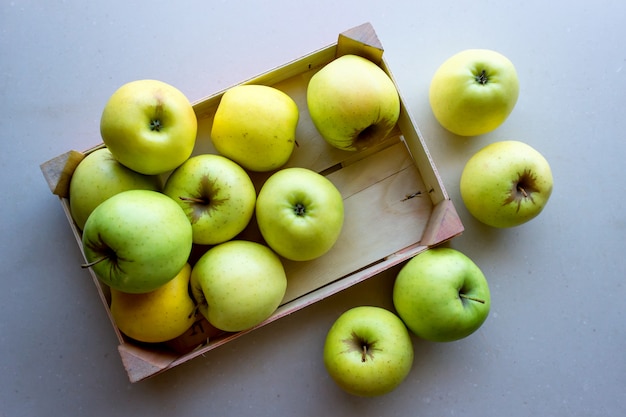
460, 140, 553, 228
307, 54, 400, 151
429, 49, 519, 136
210, 84, 298, 172
69, 148, 161, 230
392, 248, 491, 342
323, 306, 414, 397
190, 240, 287, 332
255, 167, 344, 261
82, 189, 193, 293
163, 154, 256, 245
100, 79, 197, 175
110, 263, 196, 343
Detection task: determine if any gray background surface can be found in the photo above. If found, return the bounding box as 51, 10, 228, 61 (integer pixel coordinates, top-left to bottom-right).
2, 1, 624, 416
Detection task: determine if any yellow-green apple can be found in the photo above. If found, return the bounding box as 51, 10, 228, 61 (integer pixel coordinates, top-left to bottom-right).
460, 140, 553, 228
100, 79, 197, 175
69, 148, 161, 230
190, 240, 287, 332
429, 49, 519, 136
306, 54, 400, 151
163, 154, 256, 245
393, 248, 491, 342
255, 167, 344, 261
323, 306, 414, 397
81, 189, 193, 293
210, 84, 298, 172
110, 263, 196, 343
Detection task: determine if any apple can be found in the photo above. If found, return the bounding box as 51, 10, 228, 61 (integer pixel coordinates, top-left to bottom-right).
110, 263, 196, 343
210, 84, 299, 172
392, 248, 491, 342
100, 79, 197, 175
306, 54, 400, 151
68, 148, 161, 230
323, 306, 414, 397
190, 240, 287, 332
429, 49, 519, 136
163, 154, 256, 245
81, 189, 193, 293
255, 167, 344, 261
460, 140, 553, 228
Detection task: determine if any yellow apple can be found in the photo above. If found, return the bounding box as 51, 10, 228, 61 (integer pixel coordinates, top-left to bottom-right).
210, 84, 299, 172
110, 263, 196, 343
100, 79, 198, 175
429, 49, 519, 136
307, 54, 400, 151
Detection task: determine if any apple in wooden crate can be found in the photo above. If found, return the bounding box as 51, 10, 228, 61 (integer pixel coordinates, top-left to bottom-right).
110, 263, 196, 343
255, 167, 344, 261
163, 154, 256, 245
68, 148, 161, 230
210, 84, 299, 172
100, 79, 197, 175
190, 240, 287, 332
307, 54, 400, 151
81, 189, 193, 293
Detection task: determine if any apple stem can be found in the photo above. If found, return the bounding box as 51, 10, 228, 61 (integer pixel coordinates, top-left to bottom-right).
179, 196, 207, 204
518, 185, 528, 198
81, 256, 108, 269
361, 345, 368, 362
459, 293, 485, 304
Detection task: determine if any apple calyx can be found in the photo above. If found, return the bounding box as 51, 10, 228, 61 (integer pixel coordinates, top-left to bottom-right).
149, 101, 165, 132
351, 122, 392, 151
475, 69, 489, 85
343, 332, 377, 363
294, 202, 306, 216
503, 168, 540, 212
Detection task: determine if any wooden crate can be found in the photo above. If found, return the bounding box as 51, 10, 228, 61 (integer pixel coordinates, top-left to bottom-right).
40, 22, 463, 383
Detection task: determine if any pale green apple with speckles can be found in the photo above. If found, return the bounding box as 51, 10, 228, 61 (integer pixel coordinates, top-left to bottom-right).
69, 148, 161, 230
163, 154, 256, 245
393, 248, 491, 342
460, 140, 553, 228
255, 167, 344, 261
190, 240, 287, 332
323, 306, 414, 397
81, 189, 193, 294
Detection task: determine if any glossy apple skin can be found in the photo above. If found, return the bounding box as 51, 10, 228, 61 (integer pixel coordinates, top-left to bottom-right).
190, 240, 287, 332
255, 167, 344, 261
307, 54, 400, 151
323, 306, 414, 397
110, 263, 196, 343
163, 154, 256, 245
393, 248, 491, 342
429, 49, 519, 136
460, 140, 553, 228
210, 84, 298, 172
82, 190, 193, 293
69, 148, 161, 230
100, 79, 197, 175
